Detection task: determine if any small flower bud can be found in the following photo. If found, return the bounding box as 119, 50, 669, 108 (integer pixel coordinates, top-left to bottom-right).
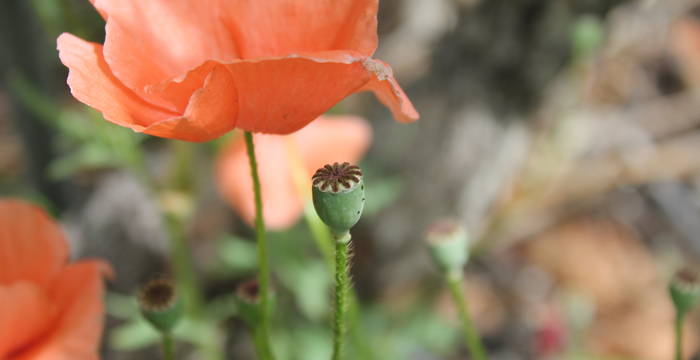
138, 278, 183, 333
312, 162, 365, 234
425, 219, 470, 277
670, 267, 700, 315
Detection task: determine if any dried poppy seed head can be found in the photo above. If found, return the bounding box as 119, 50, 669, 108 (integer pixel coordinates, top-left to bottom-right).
312, 162, 363, 194
138, 278, 183, 333
670, 267, 700, 315
312, 163, 365, 234
425, 219, 469, 277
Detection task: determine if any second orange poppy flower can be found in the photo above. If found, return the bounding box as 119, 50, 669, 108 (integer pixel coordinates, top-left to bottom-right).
217, 116, 371, 230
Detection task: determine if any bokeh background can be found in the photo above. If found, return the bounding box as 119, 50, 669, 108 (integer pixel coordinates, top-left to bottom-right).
3, 0, 700, 359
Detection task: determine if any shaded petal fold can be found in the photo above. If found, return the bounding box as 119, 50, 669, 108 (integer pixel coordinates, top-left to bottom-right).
57, 34, 237, 142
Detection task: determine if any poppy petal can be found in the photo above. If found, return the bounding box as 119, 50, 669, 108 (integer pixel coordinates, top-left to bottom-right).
143, 63, 239, 142
0, 283, 54, 358
225, 54, 372, 134
0, 200, 67, 288
57, 34, 237, 142
57, 33, 176, 131
15, 261, 109, 360
359, 59, 420, 123
93, 0, 240, 91
222, 54, 417, 134
219, 0, 378, 58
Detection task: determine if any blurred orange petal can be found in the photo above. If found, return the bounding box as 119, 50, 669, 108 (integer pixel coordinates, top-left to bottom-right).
0, 283, 54, 358
217, 116, 372, 230
218, 133, 299, 229
0, 200, 67, 287
294, 115, 373, 172
0, 199, 109, 360
15, 262, 109, 360
671, 17, 700, 86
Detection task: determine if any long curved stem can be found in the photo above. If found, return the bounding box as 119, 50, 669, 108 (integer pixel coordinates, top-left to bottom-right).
243, 131, 275, 360
447, 274, 488, 360
332, 231, 351, 360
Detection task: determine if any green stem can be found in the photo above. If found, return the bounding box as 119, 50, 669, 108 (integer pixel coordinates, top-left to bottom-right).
332, 231, 351, 360
162, 333, 175, 360
243, 131, 275, 360
446, 274, 488, 360
675, 310, 685, 360
251, 325, 274, 360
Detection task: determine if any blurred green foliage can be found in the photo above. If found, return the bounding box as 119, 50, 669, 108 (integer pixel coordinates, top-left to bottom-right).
9, 73, 145, 180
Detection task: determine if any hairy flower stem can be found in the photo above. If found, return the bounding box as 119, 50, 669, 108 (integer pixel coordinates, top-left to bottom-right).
304, 206, 375, 359
162, 333, 175, 360
446, 273, 488, 360
333, 231, 352, 360
243, 131, 275, 360
675, 310, 685, 360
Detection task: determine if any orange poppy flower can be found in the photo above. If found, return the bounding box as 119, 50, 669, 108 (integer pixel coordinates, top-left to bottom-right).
217, 115, 371, 229
56, 0, 419, 142
0, 199, 110, 360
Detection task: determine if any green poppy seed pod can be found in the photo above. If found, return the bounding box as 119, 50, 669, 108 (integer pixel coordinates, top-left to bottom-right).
312, 162, 365, 235
425, 219, 469, 277
669, 268, 700, 315
138, 278, 183, 334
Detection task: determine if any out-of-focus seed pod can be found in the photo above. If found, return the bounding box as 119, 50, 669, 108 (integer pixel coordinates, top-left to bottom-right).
425, 219, 469, 278
670, 267, 700, 315
312, 162, 365, 235
138, 278, 183, 333
236, 279, 263, 326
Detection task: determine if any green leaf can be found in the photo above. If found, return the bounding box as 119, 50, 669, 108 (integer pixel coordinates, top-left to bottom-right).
276, 260, 331, 321
109, 318, 160, 351
217, 235, 258, 274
